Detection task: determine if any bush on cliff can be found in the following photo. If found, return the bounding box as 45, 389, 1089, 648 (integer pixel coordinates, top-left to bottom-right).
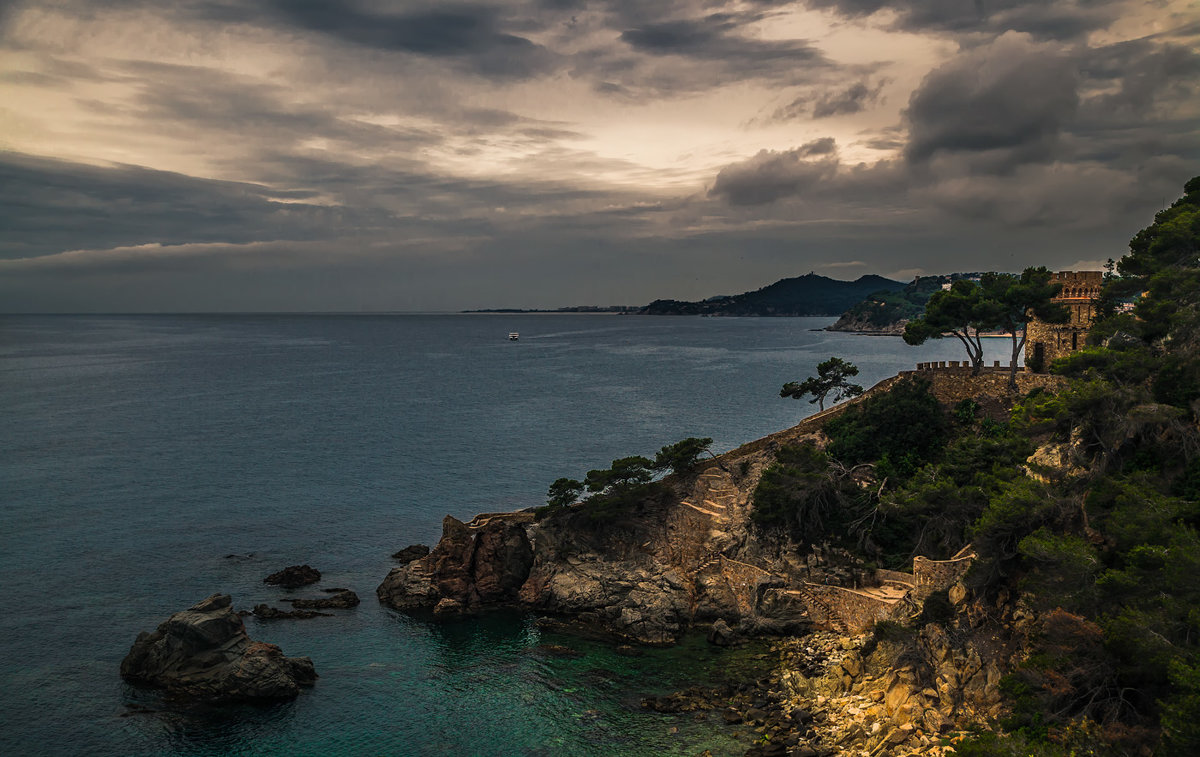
543, 436, 713, 523
823, 375, 949, 481
652, 437, 713, 476
872, 431, 1032, 565
750, 443, 862, 544
967, 177, 1200, 755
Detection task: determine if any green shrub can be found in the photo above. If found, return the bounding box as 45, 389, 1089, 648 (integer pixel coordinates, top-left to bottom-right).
824, 376, 948, 477
750, 443, 861, 544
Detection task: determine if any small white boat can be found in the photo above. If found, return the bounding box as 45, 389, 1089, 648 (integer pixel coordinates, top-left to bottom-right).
508, 332, 519, 341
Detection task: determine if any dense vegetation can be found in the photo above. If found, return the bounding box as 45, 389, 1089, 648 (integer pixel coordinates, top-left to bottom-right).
753, 177, 1200, 755
543, 437, 714, 523
830, 275, 947, 329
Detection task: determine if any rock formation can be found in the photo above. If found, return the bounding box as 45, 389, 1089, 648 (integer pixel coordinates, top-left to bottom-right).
121, 594, 317, 701
643, 587, 1026, 756
391, 544, 430, 563
377, 375, 990, 647
377, 431, 822, 645
251, 604, 331, 620
287, 589, 359, 609
263, 564, 321, 588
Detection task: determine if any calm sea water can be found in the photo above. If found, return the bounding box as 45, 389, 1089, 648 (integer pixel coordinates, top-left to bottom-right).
0, 314, 1012, 756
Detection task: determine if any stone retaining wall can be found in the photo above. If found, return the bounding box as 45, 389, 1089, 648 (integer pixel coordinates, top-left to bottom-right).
801, 582, 908, 634
875, 568, 916, 588
902, 367, 1066, 405
719, 556, 774, 616
912, 554, 975, 603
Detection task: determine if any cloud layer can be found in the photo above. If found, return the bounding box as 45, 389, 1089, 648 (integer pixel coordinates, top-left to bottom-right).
1, 0, 1197, 311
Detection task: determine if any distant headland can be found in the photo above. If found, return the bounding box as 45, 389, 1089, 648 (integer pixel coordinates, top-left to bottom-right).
464, 272, 905, 318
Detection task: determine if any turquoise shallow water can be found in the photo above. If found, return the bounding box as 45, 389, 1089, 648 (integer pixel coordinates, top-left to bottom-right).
0, 314, 1012, 755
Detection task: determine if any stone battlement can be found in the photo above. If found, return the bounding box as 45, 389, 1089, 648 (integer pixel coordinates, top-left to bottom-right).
913, 361, 1024, 372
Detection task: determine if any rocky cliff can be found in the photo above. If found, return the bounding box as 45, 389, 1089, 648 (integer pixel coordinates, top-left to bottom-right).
376, 374, 976, 646
378, 429, 829, 644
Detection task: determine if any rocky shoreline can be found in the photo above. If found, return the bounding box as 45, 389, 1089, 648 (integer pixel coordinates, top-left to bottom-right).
125, 374, 1035, 754
369, 372, 1052, 755
643, 586, 1022, 757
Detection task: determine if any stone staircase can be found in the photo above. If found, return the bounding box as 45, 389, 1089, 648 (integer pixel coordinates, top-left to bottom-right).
790, 584, 848, 633
679, 468, 740, 524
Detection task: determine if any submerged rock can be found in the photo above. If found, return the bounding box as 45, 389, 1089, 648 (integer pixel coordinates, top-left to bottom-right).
120, 594, 317, 701
263, 565, 321, 588
252, 604, 332, 620
287, 589, 360, 610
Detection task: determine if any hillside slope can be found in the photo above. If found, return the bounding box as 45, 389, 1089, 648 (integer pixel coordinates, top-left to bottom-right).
640, 273, 903, 316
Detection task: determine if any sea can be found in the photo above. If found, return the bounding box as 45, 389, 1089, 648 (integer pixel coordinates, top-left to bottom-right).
0, 314, 1015, 756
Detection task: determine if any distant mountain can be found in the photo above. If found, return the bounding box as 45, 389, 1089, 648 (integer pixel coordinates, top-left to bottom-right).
825, 273, 986, 333
639, 273, 905, 317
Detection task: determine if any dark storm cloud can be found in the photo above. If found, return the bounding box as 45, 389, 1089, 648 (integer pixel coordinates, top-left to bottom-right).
0, 146, 659, 264
708, 138, 839, 205
556, 3, 854, 99
800, 0, 1123, 40
26, 0, 558, 79
255, 1, 556, 79
903, 33, 1079, 166
707, 22, 1198, 235
1080, 39, 1200, 116
769, 79, 887, 122
109, 60, 444, 157
0, 152, 373, 259
620, 13, 825, 64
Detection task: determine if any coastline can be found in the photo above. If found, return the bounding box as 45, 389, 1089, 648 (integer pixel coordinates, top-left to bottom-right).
375, 366, 1063, 755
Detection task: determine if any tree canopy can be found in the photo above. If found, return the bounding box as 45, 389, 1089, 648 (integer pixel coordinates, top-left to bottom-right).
902, 280, 997, 374
544, 436, 715, 520
904, 269, 1068, 383
652, 437, 713, 476
780, 356, 864, 411
980, 268, 1068, 389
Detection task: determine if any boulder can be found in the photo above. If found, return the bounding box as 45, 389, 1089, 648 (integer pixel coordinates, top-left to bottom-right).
263, 565, 321, 588
121, 594, 316, 701
391, 544, 430, 563
707, 618, 738, 647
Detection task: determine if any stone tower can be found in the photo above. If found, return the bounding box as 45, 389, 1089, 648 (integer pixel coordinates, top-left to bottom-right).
1026, 270, 1103, 371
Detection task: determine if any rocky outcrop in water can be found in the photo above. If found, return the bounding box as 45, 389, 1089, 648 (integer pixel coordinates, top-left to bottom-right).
288, 589, 360, 609
263, 564, 321, 588
252, 604, 331, 620
120, 594, 317, 701
376, 436, 823, 645
377, 514, 535, 613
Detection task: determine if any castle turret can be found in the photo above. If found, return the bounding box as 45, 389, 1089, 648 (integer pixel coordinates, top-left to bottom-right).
1026, 270, 1102, 371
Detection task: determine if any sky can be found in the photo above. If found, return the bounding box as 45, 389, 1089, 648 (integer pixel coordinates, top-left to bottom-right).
1, 0, 1198, 312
